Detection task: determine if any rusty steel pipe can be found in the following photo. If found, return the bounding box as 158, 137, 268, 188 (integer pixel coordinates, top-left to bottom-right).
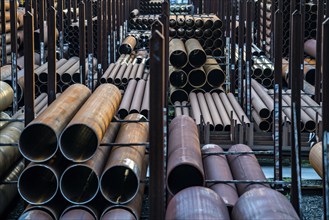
251, 79, 274, 114
135, 60, 145, 81
165, 186, 230, 219
60, 84, 121, 162
169, 66, 187, 88
169, 38, 188, 68
202, 144, 239, 208
309, 142, 323, 178
39, 59, 67, 83
197, 93, 214, 130
18, 155, 68, 205
19, 84, 91, 162
0, 81, 14, 111
188, 66, 207, 87
204, 93, 224, 131
114, 63, 128, 85
101, 156, 148, 220
60, 122, 120, 204
231, 188, 299, 220
100, 114, 149, 204
227, 144, 269, 195
60, 205, 98, 220
304, 39, 316, 58
122, 63, 134, 84
118, 79, 138, 118
252, 110, 271, 131
140, 79, 150, 118
185, 38, 206, 68
212, 93, 231, 130
100, 63, 115, 84
204, 64, 225, 87
119, 36, 137, 55
129, 79, 146, 114
251, 87, 271, 119
227, 93, 251, 124
58, 57, 79, 83
189, 92, 201, 125
169, 86, 188, 104
167, 115, 204, 195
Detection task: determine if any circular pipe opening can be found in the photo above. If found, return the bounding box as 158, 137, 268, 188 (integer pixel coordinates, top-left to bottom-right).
61, 73, 72, 84
39, 72, 48, 83
60, 165, 99, 204
72, 73, 81, 84
212, 48, 222, 56
262, 78, 272, 88
189, 69, 206, 87
167, 164, 204, 195
60, 124, 98, 162
170, 51, 188, 68
207, 70, 225, 87
259, 109, 271, 119
18, 165, 58, 204
189, 50, 206, 68
215, 124, 224, 131
119, 44, 132, 55
253, 68, 262, 77
258, 121, 271, 131
170, 70, 187, 87
170, 89, 188, 104
263, 68, 273, 77
100, 166, 139, 204
305, 69, 315, 85
61, 206, 97, 220
305, 121, 316, 132
19, 124, 58, 162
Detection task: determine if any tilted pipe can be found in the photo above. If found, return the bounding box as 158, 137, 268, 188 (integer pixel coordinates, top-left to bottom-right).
231, 188, 299, 220
202, 144, 239, 208
19, 85, 91, 162
129, 80, 146, 114
167, 115, 204, 195
165, 186, 230, 219
197, 93, 214, 131
119, 36, 137, 55
140, 79, 150, 118
60, 84, 121, 162
227, 144, 269, 195
211, 93, 231, 131
118, 79, 138, 119
251, 87, 271, 119
0, 81, 14, 111
60, 122, 120, 204
100, 114, 148, 204
252, 110, 271, 131
204, 93, 224, 131
189, 92, 202, 125
169, 38, 188, 68
185, 38, 206, 68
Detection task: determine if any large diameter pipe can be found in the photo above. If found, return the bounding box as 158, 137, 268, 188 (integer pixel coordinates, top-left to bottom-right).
60, 205, 97, 220
100, 114, 149, 204
165, 186, 230, 219
119, 36, 137, 55
60, 84, 121, 162
204, 64, 225, 87
0, 111, 11, 129
309, 142, 323, 178
231, 188, 299, 220
18, 155, 68, 205
185, 38, 206, 68
19, 84, 91, 162
167, 115, 204, 195
0, 81, 14, 111
0, 160, 24, 216
60, 122, 120, 204
188, 66, 207, 87
169, 38, 188, 68
202, 144, 239, 208
227, 144, 269, 195
169, 86, 188, 104
19, 208, 54, 220
169, 66, 187, 88
304, 39, 316, 58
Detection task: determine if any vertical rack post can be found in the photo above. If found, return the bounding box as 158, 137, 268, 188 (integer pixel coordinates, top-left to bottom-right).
290, 10, 302, 217
230, 1, 236, 93
225, 0, 231, 93
24, 11, 35, 126
73, 0, 77, 22
262, 0, 266, 51
108, 0, 112, 64
97, 0, 103, 85
102, 0, 108, 70
79, 1, 86, 84
47, 6, 57, 105
238, 0, 245, 105
86, 0, 94, 90
245, 0, 252, 119
67, 0, 72, 26
10, 0, 18, 113
58, 0, 64, 59
315, 0, 324, 103
274, 8, 283, 182
39, 0, 45, 65
1, 0, 6, 65
149, 21, 165, 220
33, 0, 38, 28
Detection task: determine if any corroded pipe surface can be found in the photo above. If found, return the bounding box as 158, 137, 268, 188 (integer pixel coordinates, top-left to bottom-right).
119, 36, 137, 55
202, 144, 239, 208
100, 114, 149, 204
19, 84, 91, 162
118, 79, 138, 118
60, 122, 120, 204
167, 116, 204, 195
227, 144, 269, 195
169, 38, 188, 68
231, 188, 299, 220
129, 80, 146, 114
309, 142, 323, 178
185, 38, 206, 68
165, 186, 230, 219
60, 84, 121, 162
0, 81, 14, 111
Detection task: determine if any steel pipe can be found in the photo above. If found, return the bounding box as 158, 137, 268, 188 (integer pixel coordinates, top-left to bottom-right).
100, 114, 149, 204
129, 79, 146, 114
188, 66, 207, 87
118, 79, 138, 118
202, 144, 239, 208
304, 39, 316, 58
204, 64, 225, 87
227, 144, 269, 195
189, 92, 201, 125
119, 36, 137, 55
252, 110, 271, 131
197, 93, 214, 130
169, 66, 187, 88
251, 87, 271, 119
58, 57, 79, 83
60, 84, 121, 162
231, 188, 299, 219
165, 186, 230, 219
140, 79, 150, 117
309, 142, 323, 178
169, 86, 188, 104
167, 115, 204, 195
212, 93, 231, 130
19, 84, 91, 162
169, 38, 188, 68
204, 93, 224, 131
185, 38, 206, 68
0, 81, 13, 111
60, 205, 97, 220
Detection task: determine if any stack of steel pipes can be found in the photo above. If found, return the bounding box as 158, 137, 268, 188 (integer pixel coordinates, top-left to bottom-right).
129, 13, 160, 30
17, 84, 150, 219
117, 78, 150, 119
170, 4, 194, 14
100, 52, 149, 89
251, 54, 274, 89
169, 38, 226, 104
119, 32, 151, 53
189, 92, 250, 131
169, 14, 224, 56
139, 0, 163, 14
0, 5, 25, 65
173, 101, 189, 117
259, 1, 272, 55
250, 79, 320, 132
0, 93, 50, 216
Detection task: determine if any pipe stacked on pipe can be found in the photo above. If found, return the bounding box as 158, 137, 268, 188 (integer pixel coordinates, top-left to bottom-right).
169, 38, 225, 104
139, 0, 163, 14
129, 14, 160, 30
189, 92, 250, 131
281, 58, 316, 86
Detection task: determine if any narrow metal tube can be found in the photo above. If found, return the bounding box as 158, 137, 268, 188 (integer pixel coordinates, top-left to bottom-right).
140, 79, 150, 117
204, 93, 224, 131
197, 93, 214, 131
252, 110, 271, 131
60, 84, 121, 162
118, 79, 138, 118
129, 79, 146, 114
212, 93, 231, 131
309, 142, 323, 178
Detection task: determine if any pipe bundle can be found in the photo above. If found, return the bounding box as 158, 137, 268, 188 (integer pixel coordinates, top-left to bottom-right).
169, 14, 223, 56
189, 92, 250, 131
129, 14, 160, 30
281, 58, 316, 86
139, 0, 163, 14
169, 38, 226, 104
119, 32, 151, 52
170, 4, 194, 14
